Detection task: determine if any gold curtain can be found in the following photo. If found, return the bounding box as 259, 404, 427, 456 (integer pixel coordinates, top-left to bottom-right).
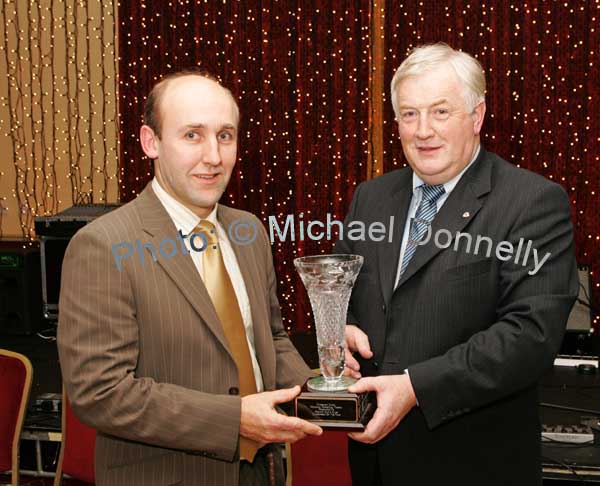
0, 0, 119, 238
367, 0, 385, 180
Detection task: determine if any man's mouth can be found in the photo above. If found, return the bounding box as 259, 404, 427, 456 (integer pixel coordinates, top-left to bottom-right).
417, 146, 441, 153
193, 174, 220, 181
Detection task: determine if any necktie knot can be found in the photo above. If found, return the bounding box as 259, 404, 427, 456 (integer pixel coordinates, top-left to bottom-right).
195, 220, 218, 246
399, 183, 445, 279
421, 183, 445, 203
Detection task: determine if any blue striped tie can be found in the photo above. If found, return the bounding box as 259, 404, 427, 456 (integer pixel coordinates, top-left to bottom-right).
399, 184, 446, 277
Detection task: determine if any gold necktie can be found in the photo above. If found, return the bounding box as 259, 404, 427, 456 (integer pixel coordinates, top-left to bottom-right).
195, 220, 259, 462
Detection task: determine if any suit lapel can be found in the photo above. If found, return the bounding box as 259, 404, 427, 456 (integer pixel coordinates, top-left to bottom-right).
135, 184, 232, 358
376, 176, 413, 306
395, 148, 492, 289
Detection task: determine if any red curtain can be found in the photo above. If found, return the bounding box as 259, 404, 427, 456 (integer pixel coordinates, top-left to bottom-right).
118, 1, 371, 332
119, 1, 599, 331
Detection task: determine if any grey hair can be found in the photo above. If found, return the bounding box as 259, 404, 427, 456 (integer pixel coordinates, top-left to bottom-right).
390, 43, 486, 118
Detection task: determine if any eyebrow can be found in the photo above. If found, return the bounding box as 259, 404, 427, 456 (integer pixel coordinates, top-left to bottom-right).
183, 123, 237, 130
398, 98, 449, 110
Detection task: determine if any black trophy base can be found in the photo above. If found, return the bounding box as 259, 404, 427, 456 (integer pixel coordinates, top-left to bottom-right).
282, 382, 376, 431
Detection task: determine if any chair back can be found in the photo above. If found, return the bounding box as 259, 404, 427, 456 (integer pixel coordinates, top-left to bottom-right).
0, 349, 33, 486
54, 386, 96, 485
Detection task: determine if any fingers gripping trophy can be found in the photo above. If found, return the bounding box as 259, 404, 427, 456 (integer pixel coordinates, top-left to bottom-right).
292, 254, 375, 430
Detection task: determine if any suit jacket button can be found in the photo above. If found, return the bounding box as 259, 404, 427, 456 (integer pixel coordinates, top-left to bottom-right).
229, 387, 239, 395
372, 361, 379, 368
382, 304, 386, 312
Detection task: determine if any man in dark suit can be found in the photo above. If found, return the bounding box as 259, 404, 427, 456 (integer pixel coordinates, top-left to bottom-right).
335, 43, 578, 485
58, 71, 321, 486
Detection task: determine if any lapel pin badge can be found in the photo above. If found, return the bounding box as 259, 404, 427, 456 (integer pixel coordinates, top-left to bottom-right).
462, 211, 470, 218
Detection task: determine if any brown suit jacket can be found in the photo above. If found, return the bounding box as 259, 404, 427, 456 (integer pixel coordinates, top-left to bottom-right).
57, 184, 311, 486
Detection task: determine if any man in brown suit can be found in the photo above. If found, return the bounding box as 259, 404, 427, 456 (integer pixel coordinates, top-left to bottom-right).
57, 71, 322, 486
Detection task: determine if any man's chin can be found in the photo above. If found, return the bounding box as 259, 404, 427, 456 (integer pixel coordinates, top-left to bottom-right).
188, 193, 224, 212
410, 158, 445, 175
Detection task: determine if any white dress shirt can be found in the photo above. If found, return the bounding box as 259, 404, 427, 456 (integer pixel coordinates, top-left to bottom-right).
394, 145, 481, 289
152, 178, 264, 392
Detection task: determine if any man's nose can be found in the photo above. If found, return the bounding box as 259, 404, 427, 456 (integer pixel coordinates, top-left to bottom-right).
415, 113, 434, 139
202, 137, 221, 165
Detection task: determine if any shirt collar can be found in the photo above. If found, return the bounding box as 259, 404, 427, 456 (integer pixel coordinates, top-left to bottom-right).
412, 144, 481, 195
151, 177, 219, 235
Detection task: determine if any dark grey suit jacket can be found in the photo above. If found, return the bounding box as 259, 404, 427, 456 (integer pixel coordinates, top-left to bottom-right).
334, 147, 578, 486
58, 184, 311, 486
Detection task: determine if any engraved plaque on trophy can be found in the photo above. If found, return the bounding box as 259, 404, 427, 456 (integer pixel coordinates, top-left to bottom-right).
291, 254, 375, 430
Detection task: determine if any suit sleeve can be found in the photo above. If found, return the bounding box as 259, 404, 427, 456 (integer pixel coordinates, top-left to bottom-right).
409, 183, 579, 429
57, 227, 241, 461
258, 223, 314, 387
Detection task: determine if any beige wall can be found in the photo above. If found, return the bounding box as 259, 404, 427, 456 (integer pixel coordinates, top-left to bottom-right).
0, 0, 119, 238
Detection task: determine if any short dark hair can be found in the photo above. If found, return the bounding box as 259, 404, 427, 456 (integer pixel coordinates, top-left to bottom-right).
143, 68, 238, 138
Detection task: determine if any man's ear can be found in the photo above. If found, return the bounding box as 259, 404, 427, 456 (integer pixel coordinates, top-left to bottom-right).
140, 125, 159, 159
472, 101, 486, 135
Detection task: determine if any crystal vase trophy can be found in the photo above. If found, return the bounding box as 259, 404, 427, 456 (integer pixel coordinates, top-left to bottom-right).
289, 254, 375, 430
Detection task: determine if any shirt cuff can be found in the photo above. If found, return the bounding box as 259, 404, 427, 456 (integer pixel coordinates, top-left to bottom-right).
404, 368, 419, 406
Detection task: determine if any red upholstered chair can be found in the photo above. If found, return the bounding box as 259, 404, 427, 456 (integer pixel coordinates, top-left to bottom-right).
288, 431, 352, 486
54, 386, 96, 485
0, 349, 33, 486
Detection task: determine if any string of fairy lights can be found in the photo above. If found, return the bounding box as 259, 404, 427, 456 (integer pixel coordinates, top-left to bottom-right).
0, 0, 119, 239
0, 1, 597, 329
380, 1, 599, 327
117, 2, 372, 331
117, 1, 598, 331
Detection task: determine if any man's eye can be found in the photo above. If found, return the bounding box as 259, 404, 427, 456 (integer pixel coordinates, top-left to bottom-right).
434, 108, 449, 118
185, 132, 197, 140
219, 131, 233, 141
402, 111, 416, 120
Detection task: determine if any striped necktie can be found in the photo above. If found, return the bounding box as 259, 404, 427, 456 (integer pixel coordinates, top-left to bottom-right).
195, 220, 259, 462
399, 184, 446, 277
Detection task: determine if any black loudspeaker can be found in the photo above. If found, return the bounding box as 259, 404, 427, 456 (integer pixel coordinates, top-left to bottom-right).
0, 240, 42, 335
